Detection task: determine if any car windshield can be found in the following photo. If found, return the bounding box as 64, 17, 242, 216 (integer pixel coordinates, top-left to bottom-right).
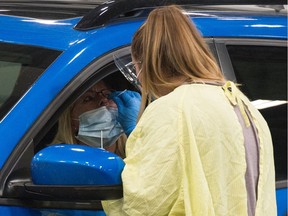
0, 42, 61, 120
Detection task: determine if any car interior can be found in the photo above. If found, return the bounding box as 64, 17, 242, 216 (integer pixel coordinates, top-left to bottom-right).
35, 60, 138, 153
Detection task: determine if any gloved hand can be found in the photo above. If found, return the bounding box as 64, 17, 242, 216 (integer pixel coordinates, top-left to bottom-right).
109, 90, 141, 136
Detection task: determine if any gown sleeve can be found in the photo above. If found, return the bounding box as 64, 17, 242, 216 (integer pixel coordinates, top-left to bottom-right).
102, 100, 184, 216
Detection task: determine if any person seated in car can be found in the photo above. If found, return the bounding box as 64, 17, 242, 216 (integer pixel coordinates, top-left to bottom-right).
51, 80, 126, 158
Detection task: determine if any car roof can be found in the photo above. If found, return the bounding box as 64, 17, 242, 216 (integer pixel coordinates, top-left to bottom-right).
0, 1, 287, 51
1, 0, 286, 19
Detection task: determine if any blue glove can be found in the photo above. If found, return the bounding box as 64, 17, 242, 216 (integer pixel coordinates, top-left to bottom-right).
109, 90, 141, 136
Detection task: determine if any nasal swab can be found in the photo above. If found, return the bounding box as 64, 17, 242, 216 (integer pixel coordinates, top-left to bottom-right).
116, 89, 127, 97
101, 130, 103, 149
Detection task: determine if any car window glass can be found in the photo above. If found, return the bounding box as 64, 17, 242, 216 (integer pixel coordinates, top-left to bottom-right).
227, 45, 287, 182
0, 43, 62, 120
0, 61, 21, 103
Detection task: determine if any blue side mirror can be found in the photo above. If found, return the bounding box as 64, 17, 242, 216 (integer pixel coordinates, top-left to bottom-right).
31, 144, 125, 185
28, 144, 125, 200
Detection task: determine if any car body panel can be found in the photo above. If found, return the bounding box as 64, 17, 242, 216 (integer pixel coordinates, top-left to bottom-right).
0, 21, 140, 168
276, 188, 288, 216
0, 207, 105, 216
0, 13, 286, 49
0, 15, 81, 50
0, 4, 287, 216
0, 15, 286, 167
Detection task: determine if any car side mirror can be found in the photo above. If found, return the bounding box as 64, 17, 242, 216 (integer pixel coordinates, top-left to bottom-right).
31, 144, 124, 185
26, 144, 124, 200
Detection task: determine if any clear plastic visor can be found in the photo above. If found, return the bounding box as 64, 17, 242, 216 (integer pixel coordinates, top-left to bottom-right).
113, 54, 141, 91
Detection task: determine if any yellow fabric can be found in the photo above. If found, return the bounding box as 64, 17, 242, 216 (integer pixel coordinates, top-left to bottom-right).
102, 82, 276, 216
222, 81, 250, 127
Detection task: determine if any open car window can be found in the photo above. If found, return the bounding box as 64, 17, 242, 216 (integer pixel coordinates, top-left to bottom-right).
38, 71, 137, 152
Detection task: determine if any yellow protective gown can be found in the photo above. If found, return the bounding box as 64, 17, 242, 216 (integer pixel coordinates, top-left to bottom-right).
102, 82, 276, 216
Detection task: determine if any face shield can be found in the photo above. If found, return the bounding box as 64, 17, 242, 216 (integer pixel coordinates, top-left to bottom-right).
113, 54, 142, 91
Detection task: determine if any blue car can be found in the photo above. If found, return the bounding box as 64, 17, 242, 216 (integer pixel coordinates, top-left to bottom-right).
0, 0, 286, 215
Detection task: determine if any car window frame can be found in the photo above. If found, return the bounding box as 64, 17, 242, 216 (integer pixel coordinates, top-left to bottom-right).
0, 47, 131, 209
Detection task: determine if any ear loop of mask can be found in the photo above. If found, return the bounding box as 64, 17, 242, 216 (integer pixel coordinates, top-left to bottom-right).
137, 68, 142, 79
135, 68, 142, 92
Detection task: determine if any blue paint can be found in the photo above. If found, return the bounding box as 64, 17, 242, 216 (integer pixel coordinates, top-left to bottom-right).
277, 188, 288, 216
0, 14, 287, 168
0, 14, 286, 51
0, 206, 40, 216
31, 145, 124, 185
0, 206, 106, 216
0, 9, 286, 216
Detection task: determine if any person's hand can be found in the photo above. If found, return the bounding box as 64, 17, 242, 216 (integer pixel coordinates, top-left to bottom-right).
109, 90, 141, 136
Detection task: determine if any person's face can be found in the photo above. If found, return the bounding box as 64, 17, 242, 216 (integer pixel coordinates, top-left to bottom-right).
70, 81, 117, 134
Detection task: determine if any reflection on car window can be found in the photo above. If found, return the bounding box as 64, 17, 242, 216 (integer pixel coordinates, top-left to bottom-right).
227, 45, 287, 182
0, 43, 62, 120
0, 61, 21, 104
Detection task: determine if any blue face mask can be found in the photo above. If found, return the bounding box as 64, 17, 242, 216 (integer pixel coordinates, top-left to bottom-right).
76, 106, 124, 148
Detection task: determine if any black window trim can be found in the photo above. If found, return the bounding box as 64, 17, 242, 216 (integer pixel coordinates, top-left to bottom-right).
214, 38, 286, 82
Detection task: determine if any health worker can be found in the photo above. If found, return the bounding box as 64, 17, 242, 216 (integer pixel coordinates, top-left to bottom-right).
103, 5, 276, 216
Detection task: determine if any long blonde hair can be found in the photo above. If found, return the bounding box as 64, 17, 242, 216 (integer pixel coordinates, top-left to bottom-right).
132, 5, 225, 115
52, 106, 75, 144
